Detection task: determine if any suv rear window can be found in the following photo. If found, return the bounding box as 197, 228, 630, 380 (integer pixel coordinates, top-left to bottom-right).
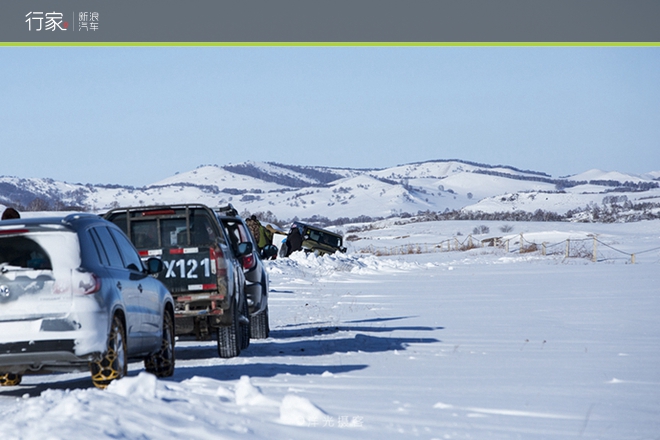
0, 231, 80, 271
0, 236, 52, 270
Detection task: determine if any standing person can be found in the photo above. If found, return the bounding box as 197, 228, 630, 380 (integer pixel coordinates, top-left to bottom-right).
258, 224, 274, 250
1, 207, 20, 220
284, 225, 303, 257
245, 215, 261, 244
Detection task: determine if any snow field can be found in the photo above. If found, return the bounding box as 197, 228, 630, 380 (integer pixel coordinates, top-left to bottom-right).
0, 220, 658, 439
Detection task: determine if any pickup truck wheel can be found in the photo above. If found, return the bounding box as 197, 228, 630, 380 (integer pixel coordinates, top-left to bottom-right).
144, 311, 175, 377
250, 307, 270, 339
217, 300, 240, 358
90, 315, 127, 389
0, 373, 22, 386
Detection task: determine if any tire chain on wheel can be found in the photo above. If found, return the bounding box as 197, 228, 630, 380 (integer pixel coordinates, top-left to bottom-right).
90, 315, 127, 389
0, 373, 22, 386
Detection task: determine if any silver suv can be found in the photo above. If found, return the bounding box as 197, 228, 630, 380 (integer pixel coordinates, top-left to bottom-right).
0, 214, 175, 389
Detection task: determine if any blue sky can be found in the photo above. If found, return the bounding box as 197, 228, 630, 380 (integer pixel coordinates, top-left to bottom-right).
1, 47, 658, 186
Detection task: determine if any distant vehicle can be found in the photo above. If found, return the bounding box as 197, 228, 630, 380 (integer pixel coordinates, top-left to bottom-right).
104, 204, 251, 358
215, 205, 272, 339
0, 214, 175, 389
281, 222, 347, 257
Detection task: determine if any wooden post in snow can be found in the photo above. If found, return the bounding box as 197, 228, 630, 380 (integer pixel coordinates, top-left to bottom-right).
565, 239, 570, 258
592, 237, 597, 262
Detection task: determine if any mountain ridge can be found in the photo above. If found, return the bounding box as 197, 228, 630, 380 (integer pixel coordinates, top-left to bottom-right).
2, 159, 659, 223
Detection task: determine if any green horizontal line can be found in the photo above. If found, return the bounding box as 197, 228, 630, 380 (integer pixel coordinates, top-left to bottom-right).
1, 42, 659, 47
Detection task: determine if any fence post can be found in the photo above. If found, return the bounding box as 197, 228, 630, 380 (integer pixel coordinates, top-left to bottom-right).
505, 239, 509, 253
455, 237, 459, 251
542, 242, 546, 256
592, 237, 597, 262
565, 239, 570, 258
520, 233, 524, 254
468, 235, 473, 249
631, 253, 636, 264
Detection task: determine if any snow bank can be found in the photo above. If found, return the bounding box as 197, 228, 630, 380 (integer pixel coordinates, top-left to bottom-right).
268, 250, 429, 279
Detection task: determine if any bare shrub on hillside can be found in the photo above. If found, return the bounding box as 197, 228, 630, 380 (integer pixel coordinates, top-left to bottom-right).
499, 224, 514, 233
472, 225, 490, 235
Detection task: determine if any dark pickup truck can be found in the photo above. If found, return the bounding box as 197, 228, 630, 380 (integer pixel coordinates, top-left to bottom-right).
104, 204, 252, 358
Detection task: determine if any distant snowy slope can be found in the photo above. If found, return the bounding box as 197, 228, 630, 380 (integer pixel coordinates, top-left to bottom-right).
151, 165, 291, 192
642, 171, 660, 180
1, 159, 659, 222
369, 159, 550, 181
563, 169, 649, 184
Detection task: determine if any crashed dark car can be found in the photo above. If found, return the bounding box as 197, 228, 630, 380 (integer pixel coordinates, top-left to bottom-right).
280, 222, 347, 257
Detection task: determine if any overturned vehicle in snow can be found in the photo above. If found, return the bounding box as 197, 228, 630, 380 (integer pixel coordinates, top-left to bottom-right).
280, 222, 347, 257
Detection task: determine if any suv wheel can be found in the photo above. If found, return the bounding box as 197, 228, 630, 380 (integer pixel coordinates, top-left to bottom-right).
144, 311, 175, 377
250, 306, 270, 339
217, 299, 241, 358
0, 373, 22, 386
90, 315, 128, 389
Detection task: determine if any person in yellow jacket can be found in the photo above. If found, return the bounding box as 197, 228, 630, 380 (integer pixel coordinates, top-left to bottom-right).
246, 215, 276, 251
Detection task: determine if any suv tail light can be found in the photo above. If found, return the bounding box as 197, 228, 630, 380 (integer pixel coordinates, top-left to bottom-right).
242, 253, 256, 270
74, 270, 101, 295
209, 247, 227, 276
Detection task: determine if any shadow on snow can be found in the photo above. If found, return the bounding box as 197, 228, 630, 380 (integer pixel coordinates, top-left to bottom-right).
1, 315, 443, 396
170, 362, 368, 383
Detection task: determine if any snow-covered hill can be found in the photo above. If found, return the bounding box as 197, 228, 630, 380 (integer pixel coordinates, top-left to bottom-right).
1, 160, 659, 223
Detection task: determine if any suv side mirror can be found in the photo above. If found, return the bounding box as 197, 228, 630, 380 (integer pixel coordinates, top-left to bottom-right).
236, 241, 253, 257
145, 257, 164, 274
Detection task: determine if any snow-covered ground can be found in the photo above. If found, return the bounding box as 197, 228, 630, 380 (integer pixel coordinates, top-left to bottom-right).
1, 220, 659, 439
